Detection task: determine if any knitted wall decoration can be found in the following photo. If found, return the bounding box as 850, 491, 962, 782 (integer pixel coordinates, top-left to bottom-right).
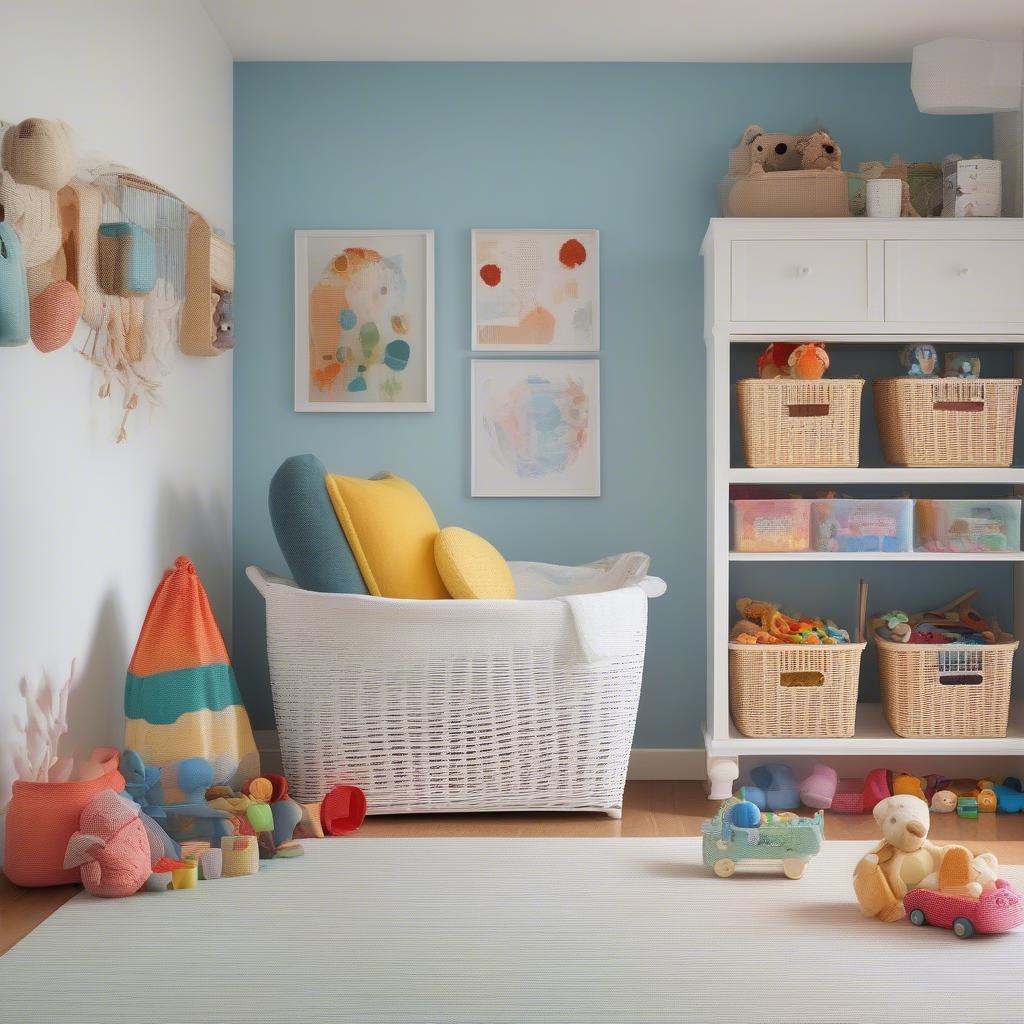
124, 556, 258, 804
1, 116, 234, 441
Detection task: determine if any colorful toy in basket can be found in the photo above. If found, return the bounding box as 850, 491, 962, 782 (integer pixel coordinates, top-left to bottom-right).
731, 597, 850, 646
853, 795, 1006, 924
756, 341, 829, 380
871, 590, 1003, 646
702, 798, 823, 879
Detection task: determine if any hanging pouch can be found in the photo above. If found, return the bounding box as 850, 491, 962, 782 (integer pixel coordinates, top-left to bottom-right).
0, 204, 31, 346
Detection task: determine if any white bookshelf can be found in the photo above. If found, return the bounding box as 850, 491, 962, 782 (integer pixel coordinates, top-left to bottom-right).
701, 218, 1024, 797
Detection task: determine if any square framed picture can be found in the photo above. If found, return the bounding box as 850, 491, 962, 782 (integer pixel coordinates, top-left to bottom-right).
471, 229, 599, 352
294, 229, 434, 411
471, 359, 600, 497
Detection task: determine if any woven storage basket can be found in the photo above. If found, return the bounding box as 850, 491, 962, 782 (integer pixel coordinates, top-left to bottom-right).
876, 633, 1017, 737
729, 642, 865, 737
247, 565, 660, 816
736, 379, 863, 467
873, 378, 1021, 467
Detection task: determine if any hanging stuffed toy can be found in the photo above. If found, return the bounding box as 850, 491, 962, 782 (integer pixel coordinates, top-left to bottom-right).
0, 118, 82, 352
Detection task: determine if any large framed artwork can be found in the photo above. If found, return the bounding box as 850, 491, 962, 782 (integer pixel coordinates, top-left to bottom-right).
471, 359, 600, 497
294, 229, 434, 411
471, 229, 599, 352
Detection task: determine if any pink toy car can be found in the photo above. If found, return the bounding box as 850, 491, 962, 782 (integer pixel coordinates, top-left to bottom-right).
904, 880, 1024, 938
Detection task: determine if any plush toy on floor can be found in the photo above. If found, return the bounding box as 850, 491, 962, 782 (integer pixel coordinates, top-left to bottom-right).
852, 795, 1001, 923
63, 790, 153, 898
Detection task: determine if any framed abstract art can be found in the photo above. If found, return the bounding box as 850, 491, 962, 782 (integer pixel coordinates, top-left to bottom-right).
471, 229, 599, 352
471, 359, 600, 497
294, 229, 434, 411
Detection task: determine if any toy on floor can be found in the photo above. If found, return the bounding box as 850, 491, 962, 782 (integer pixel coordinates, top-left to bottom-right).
159, 757, 233, 845
852, 795, 1002, 923
63, 790, 153, 898
199, 847, 223, 880
756, 341, 829, 380
702, 798, 823, 879
120, 748, 181, 859
904, 846, 1024, 938
221, 834, 260, 877
738, 763, 838, 811
731, 597, 850, 646
321, 784, 368, 836
832, 769, 945, 814
147, 857, 186, 891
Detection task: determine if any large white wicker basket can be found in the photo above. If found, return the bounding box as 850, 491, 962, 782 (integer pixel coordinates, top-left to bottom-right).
247, 563, 663, 817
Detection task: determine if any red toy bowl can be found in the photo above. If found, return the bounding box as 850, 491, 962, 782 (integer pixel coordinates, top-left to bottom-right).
904, 880, 1024, 938
320, 785, 367, 836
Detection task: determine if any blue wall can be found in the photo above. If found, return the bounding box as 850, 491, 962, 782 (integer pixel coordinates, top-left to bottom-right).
233, 62, 990, 746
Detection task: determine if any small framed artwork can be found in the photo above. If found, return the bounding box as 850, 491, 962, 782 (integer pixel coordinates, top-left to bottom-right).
294, 229, 434, 411
471, 229, 599, 351
471, 359, 600, 497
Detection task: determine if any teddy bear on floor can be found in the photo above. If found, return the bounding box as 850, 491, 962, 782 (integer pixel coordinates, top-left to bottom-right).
797, 130, 842, 172
853, 795, 999, 922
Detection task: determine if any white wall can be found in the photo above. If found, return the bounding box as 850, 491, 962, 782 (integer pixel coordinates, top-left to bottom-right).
0, 1, 233, 826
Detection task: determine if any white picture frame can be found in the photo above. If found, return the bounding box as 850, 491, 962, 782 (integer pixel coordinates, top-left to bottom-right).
294, 229, 434, 412
471, 359, 601, 497
471, 229, 600, 352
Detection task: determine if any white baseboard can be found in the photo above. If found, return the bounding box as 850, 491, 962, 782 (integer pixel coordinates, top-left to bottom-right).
254, 731, 707, 782
255, 729, 1024, 786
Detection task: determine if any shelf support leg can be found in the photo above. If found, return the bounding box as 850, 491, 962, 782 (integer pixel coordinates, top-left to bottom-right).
705, 755, 739, 801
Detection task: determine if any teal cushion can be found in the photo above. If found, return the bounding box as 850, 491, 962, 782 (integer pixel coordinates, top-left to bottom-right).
268, 454, 368, 594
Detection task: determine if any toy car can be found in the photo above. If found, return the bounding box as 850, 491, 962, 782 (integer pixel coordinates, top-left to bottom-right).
904, 880, 1024, 938
701, 798, 824, 879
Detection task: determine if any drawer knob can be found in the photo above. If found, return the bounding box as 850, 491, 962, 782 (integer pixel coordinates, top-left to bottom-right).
797, 265, 811, 277
956, 265, 970, 277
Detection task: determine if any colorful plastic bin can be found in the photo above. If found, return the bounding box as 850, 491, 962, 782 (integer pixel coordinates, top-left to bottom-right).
915, 498, 1022, 553
730, 499, 810, 552
810, 499, 913, 553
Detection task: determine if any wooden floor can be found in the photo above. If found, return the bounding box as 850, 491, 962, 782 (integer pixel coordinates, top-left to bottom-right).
3, 780, 1023, 956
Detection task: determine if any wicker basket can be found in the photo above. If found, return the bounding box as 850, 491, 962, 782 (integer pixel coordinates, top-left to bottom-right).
729, 642, 865, 737
873, 378, 1021, 467
876, 633, 1017, 737
736, 379, 863, 467
247, 564, 662, 816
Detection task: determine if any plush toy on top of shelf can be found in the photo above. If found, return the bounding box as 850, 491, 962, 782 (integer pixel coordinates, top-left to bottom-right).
797, 130, 842, 172
757, 340, 829, 380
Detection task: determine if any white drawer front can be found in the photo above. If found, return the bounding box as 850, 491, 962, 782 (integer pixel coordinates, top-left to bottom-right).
731, 240, 870, 321
885, 240, 1024, 323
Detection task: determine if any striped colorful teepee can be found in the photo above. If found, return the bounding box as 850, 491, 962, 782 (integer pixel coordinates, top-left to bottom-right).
124, 556, 258, 802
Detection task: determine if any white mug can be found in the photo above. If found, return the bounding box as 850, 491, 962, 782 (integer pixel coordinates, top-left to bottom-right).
866, 178, 902, 218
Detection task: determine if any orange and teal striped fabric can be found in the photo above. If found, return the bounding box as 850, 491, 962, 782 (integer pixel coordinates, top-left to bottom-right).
124, 556, 258, 802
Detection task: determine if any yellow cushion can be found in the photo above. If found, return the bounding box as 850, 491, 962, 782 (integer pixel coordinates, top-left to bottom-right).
324, 474, 449, 599
434, 527, 515, 600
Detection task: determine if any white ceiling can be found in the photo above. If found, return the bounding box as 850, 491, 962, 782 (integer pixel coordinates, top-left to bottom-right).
203, 0, 1024, 62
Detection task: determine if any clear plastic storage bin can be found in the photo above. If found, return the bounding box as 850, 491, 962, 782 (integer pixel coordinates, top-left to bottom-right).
810, 499, 913, 553
915, 498, 1023, 552
730, 500, 810, 552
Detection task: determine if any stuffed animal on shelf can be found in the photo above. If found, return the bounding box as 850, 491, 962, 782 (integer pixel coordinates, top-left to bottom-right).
63, 790, 153, 898
852, 795, 1000, 923
756, 341, 829, 380
741, 124, 805, 176
797, 130, 842, 172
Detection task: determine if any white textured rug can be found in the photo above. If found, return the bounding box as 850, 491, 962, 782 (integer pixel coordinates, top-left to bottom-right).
2, 839, 1023, 1023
